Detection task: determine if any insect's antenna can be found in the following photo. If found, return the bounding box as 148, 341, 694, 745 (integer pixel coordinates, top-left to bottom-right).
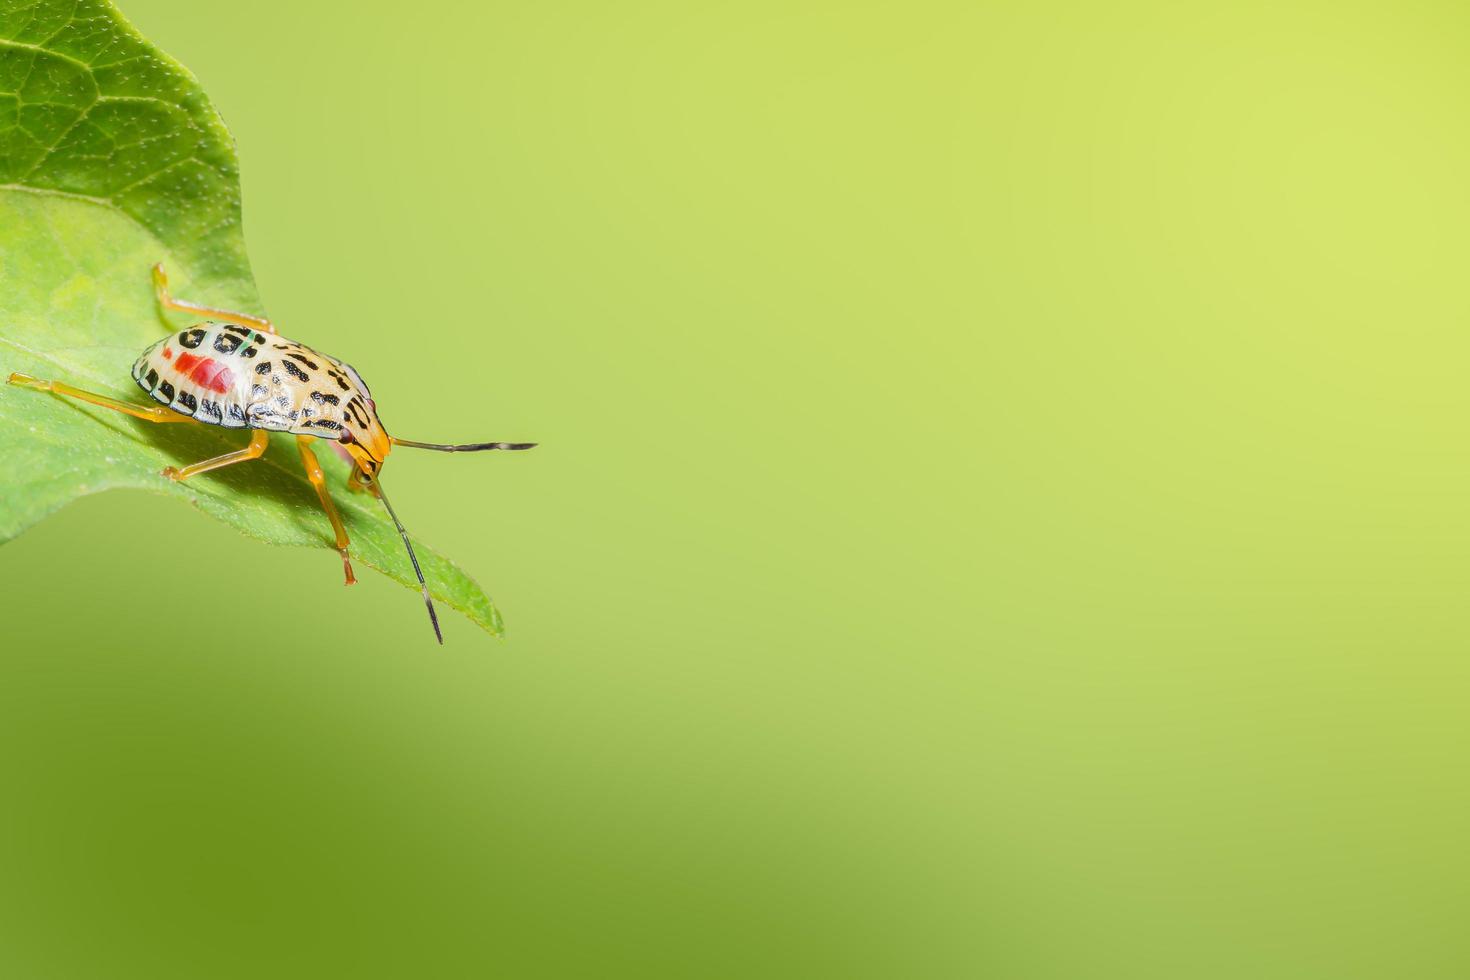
372, 477, 443, 645
391, 438, 537, 453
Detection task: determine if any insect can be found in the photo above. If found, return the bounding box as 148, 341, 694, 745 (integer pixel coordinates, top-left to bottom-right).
7, 264, 535, 643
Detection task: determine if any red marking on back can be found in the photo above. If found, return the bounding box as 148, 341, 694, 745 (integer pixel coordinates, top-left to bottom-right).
173, 353, 235, 394
162, 346, 173, 360
194, 361, 235, 394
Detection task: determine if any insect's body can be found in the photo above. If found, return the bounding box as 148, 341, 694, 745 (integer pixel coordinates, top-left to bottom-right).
9, 264, 534, 643
131, 322, 390, 462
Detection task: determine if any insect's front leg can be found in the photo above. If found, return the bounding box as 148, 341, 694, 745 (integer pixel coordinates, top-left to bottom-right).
297, 436, 357, 586
345, 462, 381, 498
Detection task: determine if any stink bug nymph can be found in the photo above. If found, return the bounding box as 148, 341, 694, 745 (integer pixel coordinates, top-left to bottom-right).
7, 264, 535, 643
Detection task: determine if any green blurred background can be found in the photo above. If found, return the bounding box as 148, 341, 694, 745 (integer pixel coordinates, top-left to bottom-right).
4, 0, 1470, 976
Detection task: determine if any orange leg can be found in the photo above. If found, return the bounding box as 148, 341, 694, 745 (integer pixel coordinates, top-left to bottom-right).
345, 462, 380, 498
8, 372, 198, 424
153, 262, 275, 334
163, 429, 270, 482
297, 435, 357, 585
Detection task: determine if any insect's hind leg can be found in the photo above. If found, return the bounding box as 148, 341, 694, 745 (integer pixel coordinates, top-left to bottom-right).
163, 429, 270, 482
297, 436, 357, 586
8, 373, 198, 424
152, 263, 275, 334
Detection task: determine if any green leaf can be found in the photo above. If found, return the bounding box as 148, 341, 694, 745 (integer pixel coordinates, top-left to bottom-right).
0, 0, 505, 638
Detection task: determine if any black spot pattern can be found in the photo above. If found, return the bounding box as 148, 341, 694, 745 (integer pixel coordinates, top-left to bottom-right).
129, 331, 375, 436
345, 398, 370, 427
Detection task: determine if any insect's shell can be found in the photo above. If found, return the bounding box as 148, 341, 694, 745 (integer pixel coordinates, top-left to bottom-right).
131, 322, 388, 455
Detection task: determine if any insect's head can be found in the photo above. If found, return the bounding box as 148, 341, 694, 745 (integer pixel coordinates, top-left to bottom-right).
335, 386, 394, 480
339, 381, 536, 645
327, 359, 393, 477
339, 413, 391, 479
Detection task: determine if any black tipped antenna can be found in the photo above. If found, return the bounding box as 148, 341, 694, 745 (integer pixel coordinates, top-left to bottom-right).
391, 438, 537, 453
373, 477, 443, 645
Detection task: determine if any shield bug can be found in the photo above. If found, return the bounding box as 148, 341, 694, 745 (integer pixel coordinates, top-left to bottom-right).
8, 264, 535, 643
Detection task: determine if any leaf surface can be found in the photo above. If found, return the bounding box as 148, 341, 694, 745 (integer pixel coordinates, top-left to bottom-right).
0, 0, 504, 637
